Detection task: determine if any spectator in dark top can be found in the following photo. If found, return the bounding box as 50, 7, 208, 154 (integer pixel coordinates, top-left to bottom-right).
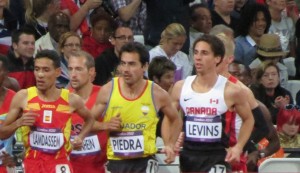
0, 0, 18, 55
211, 0, 239, 32
23, 0, 60, 40
82, 10, 117, 59
94, 26, 134, 86
9, 0, 25, 26
7, 28, 36, 89
250, 60, 293, 124
143, 0, 193, 54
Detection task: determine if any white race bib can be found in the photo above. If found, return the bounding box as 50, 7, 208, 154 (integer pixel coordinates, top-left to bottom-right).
110, 131, 144, 157
55, 164, 71, 173
30, 128, 64, 153
71, 135, 101, 156
185, 116, 222, 142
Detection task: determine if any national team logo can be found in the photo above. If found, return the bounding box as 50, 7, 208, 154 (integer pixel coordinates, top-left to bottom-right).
210, 98, 219, 104
141, 105, 150, 116
43, 110, 52, 123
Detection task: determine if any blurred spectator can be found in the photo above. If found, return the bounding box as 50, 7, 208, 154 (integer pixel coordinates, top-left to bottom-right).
149, 23, 192, 81
277, 104, 300, 148
234, 3, 271, 66
94, 26, 134, 85
7, 28, 35, 89
9, 0, 25, 26
250, 60, 293, 124
148, 56, 176, 137
57, 32, 81, 88
110, 0, 146, 35
211, 0, 239, 32
82, 11, 116, 58
229, 61, 253, 87
0, 0, 18, 55
60, 0, 102, 33
267, 0, 296, 58
23, 0, 60, 39
249, 34, 288, 88
143, 0, 192, 54
189, 3, 212, 63
34, 12, 70, 56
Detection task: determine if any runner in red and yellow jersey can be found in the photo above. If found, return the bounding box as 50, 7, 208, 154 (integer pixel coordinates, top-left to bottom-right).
0, 55, 16, 173
68, 51, 107, 173
0, 50, 94, 173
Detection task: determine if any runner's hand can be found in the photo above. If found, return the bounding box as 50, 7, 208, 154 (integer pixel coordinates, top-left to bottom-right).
107, 114, 122, 131
0, 152, 16, 167
225, 145, 242, 164
71, 136, 83, 150
16, 111, 39, 127
163, 145, 175, 164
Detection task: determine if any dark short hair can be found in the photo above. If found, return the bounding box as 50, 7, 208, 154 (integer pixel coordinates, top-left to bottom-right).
35, 50, 61, 68
69, 50, 95, 69
90, 10, 117, 31
12, 28, 35, 44
0, 54, 8, 71
148, 56, 176, 80
119, 42, 149, 66
193, 34, 225, 66
189, 3, 209, 22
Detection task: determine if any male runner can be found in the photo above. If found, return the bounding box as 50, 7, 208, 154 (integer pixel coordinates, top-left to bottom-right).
68, 50, 107, 173
172, 34, 254, 172
0, 50, 94, 173
92, 42, 182, 173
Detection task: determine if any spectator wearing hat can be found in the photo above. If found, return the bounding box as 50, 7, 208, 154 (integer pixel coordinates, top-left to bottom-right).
249, 33, 289, 89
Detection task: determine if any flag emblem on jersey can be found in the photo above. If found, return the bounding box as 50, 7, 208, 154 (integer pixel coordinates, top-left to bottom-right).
43, 110, 52, 123
141, 105, 150, 116
210, 99, 219, 104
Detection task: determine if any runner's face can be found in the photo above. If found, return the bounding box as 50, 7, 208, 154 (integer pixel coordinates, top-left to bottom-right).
193, 41, 221, 74
68, 56, 92, 90
120, 52, 146, 85
154, 70, 175, 91
34, 58, 60, 91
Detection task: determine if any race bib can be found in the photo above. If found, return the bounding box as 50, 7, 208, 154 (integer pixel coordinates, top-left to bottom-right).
185, 116, 222, 142
209, 164, 227, 173
55, 164, 71, 173
110, 131, 144, 157
30, 128, 64, 153
71, 135, 101, 156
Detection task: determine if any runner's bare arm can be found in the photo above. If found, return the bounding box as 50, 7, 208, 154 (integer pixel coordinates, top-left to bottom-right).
225, 83, 254, 162
69, 93, 94, 140
157, 84, 182, 137
0, 90, 38, 139
91, 82, 121, 131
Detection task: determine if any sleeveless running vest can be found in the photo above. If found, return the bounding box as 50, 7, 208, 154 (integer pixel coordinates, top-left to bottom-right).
180, 75, 233, 151
0, 89, 15, 167
21, 87, 72, 159
104, 78, 158, 160
70, 85, 107, 173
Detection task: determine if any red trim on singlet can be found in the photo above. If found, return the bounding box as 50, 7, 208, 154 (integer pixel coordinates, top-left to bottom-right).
0, 89, 15, 113
118, 78, 149, 101
228, 75, 238, 84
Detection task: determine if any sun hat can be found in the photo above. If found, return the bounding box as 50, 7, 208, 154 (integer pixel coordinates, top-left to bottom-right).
257, 34, 287, 57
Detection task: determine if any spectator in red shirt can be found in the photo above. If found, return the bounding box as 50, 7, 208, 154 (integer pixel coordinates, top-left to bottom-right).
82, 10, 117, 58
